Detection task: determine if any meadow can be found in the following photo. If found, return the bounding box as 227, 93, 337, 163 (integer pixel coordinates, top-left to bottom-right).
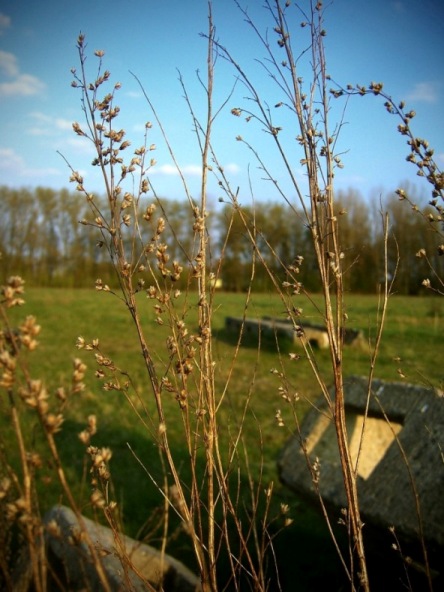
2, 287, 441, 589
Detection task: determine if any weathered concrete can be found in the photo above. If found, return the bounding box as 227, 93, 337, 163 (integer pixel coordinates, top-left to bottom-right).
264, 316, 365, 348
225, 316, 364, 349
225, 316, 296, 343
278, 376, 444, 548
44, 505, 201, 591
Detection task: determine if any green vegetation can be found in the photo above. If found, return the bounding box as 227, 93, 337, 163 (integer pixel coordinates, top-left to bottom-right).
1, 287, 441, 589
4, 287, 442, 491
10, 288, 442, 393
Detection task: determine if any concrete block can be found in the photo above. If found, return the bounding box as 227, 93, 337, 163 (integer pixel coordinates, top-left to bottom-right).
44, 505, 201, 591
278, 376, 444, 548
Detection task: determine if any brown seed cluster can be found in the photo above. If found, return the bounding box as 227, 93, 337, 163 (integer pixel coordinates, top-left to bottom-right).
1, 275, 25, 308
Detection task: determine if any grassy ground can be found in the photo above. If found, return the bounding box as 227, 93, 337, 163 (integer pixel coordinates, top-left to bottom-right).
2, 287, 442, 589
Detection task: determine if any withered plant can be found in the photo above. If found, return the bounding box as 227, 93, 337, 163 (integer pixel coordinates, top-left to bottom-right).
204, 1, 443, 590
0, 276, 114, 591
63, 12, 286, 592
1, 2, 442, 591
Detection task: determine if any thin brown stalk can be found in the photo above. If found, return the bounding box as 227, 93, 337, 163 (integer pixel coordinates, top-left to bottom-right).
43, 431, 112, 592
7, 390, 45, 592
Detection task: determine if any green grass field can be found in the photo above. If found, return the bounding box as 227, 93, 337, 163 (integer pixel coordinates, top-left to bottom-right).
2, 287, 442, 589
9, 286, 442, 392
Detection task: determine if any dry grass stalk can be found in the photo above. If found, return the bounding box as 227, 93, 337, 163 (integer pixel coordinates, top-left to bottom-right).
1, 2, 442, 591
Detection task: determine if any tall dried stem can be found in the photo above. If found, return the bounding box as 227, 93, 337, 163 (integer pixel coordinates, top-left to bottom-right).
213, 1, 372, 587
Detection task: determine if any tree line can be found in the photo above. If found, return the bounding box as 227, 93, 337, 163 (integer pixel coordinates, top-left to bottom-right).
0, 184, 441, 294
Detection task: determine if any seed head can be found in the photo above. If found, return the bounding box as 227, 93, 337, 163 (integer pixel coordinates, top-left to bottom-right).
45, 413, 64, 434
91, 489, 106, 509
275, 409, 285, 427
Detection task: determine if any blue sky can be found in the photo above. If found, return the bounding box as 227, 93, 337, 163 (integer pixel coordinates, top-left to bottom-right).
1, 0, 443, 205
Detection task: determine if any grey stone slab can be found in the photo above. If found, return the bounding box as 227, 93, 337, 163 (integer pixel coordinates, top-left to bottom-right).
225, 316, 363, 349
278, 376, 444, 548
44, 505, 201, 591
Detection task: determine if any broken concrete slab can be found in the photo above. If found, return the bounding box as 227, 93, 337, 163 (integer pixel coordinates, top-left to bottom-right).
225, 316, 330, 348
225, 316, 296, 344
263, 316, 365, 348
278, 376, 444, 549
225, 316, 364, 349
44, 505, 201, 591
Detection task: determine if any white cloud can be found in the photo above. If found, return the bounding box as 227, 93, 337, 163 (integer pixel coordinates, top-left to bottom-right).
30, 111, 51, 123
0, 50, 19, 77
55, 118, 74, 131
153, 164, 178, 176
406, 82, 439, 104
27, 111, 73, 135
151, 162, 241, 177
28, 127, 53, 137
224, 163, 241, 174
0, 148, 63, 186
125, 90, 142, 99
0, 51, 46, 97
22, 166, 64, 179
0, 73, 46, 96
0, 148, 69, 187
0, 14, 11, 36
0, 147, 63, 181
151, 163, 201, 176
63, 136, 94, 152
132, 123, 147, 132
182, 164, 202, 176
0, 147, 25, 170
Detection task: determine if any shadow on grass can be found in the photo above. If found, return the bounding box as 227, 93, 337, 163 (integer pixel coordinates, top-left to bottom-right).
16, 404, 424, 590
48, 417, 201, 575
53, 418, 353, 591
214, 326, 295, 354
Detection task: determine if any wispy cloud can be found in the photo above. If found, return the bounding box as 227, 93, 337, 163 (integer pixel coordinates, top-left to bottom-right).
22, 166, 64, 179
0, 50, 46, 97
0, 50, 19, 77
63, 136, 94, 152
151, 162, 241, 177
0, 147, 25, 170
27, 111, 73, 135
151, 164, 202, 177
125, 90, 142, 99
0, 73, 46, 97
223, 163, 241, 175
0, 13, 11, 35
406, 82, 439, 104
0, 147, 63, 180
132, 123, 145, 131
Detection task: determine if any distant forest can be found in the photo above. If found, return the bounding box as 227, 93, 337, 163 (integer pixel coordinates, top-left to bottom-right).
0, 184, 442, 294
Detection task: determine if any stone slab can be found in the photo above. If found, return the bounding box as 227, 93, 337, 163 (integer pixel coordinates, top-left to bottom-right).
278, 376, 444, 548
44, 505, 201, 591
225, 316, 330, 348
225, 316, 363, 349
